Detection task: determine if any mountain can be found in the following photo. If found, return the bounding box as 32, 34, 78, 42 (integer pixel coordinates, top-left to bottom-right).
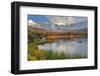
78, 28, 88, 32
28, 20, 88, 33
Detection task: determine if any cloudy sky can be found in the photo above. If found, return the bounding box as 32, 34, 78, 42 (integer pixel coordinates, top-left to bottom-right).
28, 15, 88, 30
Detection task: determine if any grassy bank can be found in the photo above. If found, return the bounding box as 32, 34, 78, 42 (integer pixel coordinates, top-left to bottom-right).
28, 31, 86, 61
28, 41, 85, 61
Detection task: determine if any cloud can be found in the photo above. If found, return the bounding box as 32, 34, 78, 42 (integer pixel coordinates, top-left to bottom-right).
28, 20, 34, 24
64, 17, 77, 25
28, 20, 37, 26
46, 16, 87, 26
47, 16, 66, 26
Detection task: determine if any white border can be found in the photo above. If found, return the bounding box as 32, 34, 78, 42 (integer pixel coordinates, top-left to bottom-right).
20, 6, 95, 70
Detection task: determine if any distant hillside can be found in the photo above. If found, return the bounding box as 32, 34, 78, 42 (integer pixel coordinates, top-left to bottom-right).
28, 25, 87, 39
78, 28, 88, 32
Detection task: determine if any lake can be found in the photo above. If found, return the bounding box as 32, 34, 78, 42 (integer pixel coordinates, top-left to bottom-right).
38, 38, 88, 59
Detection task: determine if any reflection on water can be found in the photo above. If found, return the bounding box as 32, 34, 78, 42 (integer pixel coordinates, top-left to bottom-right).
38, 38, 88, 58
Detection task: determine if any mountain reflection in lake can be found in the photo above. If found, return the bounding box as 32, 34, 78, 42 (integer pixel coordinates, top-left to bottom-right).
38, 38, 88, 58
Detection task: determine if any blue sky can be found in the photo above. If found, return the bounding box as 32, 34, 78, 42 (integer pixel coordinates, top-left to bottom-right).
28, 15, 49, 23
28, 15, 88, 29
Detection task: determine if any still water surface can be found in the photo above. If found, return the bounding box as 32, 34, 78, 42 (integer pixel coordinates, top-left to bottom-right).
38, 38, 88, 58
